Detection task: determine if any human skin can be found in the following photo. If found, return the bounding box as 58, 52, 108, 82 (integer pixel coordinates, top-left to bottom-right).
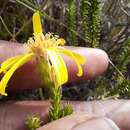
0, 40, 109, 92
0, 40, 125, 130
0, 100, 130, 130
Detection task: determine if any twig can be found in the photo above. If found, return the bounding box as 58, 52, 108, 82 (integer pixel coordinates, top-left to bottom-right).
108, 58, 125, 79
119, 0, 130, 17
0, 16, 13, 37
16, 0, 36, 11
14, 17, 32, 38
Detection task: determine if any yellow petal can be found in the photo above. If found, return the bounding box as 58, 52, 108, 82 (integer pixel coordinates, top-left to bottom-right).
0, 53, 34, 96
0, 55, 25, 73
47, 49, 68, 86
60, 49, 85, 77
33, 11, 42, 35
70, 51, 85, 65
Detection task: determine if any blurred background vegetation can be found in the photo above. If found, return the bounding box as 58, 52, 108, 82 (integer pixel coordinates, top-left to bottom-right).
0, 0, 130, 100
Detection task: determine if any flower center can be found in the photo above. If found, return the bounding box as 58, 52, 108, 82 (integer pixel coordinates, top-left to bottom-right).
25, 33, 65, 59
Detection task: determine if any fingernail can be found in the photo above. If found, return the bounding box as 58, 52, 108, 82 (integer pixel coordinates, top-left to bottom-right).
104, 118, 120, 130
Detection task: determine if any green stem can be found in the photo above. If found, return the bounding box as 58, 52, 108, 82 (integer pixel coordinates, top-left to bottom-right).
80, 0, 100, 47
68, 0, 78, 45
49, 86, 62, 121
38, 88, 44, 100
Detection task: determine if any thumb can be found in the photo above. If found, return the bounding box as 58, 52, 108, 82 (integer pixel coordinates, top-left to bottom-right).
37, 113, 119, 130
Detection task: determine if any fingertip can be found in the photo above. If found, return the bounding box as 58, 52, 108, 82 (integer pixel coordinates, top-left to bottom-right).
89, 48, 109, 78
63, 47, 109, 81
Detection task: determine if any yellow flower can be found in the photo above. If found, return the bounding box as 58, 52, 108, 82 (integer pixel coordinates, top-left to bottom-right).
0, 11, 85, 96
